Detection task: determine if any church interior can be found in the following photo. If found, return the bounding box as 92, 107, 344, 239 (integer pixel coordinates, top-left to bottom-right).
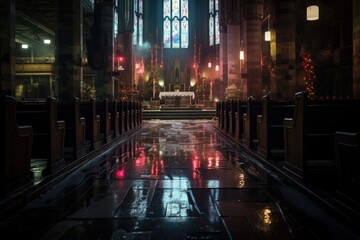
1, 0, 360, 239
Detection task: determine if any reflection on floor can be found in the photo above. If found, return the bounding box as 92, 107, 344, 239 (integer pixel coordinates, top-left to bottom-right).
0, 120, 359, 239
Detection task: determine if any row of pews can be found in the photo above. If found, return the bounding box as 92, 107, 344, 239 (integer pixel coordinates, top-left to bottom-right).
216, 91, 360, 212
0, 95, 142, 194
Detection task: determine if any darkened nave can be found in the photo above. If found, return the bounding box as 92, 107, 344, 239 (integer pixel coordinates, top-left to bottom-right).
1, 0, 360, 239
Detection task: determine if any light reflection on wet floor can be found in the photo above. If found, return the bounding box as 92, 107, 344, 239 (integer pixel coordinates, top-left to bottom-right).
1, 120, 354, 239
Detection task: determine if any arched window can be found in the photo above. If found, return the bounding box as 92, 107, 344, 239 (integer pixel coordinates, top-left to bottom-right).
114, 0, 118, 36
163, 0, 189, 48
209, 0, 219, 46
133, 0, 143, 45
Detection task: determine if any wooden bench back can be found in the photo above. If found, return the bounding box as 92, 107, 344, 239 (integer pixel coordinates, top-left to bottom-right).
1, 95, 33, 189
16, 97, 65, 174
80, 98, 100, 150
57, 97, 86, 159
96, 98, 111, 143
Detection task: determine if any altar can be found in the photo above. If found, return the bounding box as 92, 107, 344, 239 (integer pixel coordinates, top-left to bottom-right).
159, 91, 195, 108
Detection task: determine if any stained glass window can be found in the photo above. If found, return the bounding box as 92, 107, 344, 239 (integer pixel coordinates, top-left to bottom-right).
163, 0, 188, 48
114, 0, 118, 37
133, 0, 143, 46
209, 0, 219, 46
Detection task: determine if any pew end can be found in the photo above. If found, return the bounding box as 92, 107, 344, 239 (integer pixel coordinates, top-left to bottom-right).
334, 131, 360, 212
1, 95, 34, 192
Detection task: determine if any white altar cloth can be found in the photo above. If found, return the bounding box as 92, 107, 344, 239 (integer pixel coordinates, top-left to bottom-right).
159, 91, 195, 99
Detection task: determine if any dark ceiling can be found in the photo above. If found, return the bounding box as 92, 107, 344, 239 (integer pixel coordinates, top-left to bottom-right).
15, 0, 93, 48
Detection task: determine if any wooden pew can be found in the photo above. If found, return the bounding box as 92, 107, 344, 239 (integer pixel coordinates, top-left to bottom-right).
220, 101, 225, 130
235, 99, 246, 141
256, 95, 293, 160
96, 98, 112, 143
16, 97, 65, 175
117, 100, 125, 134
123, 101, 130, 132
128, 101, 134, 130
224, 100, 231, 133
228, 100, 237, 136
131, 101, 137, 129
57, 97, 86, 160
134, 101, 139, 128
216, 101, 220, 128
135, 101, 140, 127
242, 96, 261, 149
283, 91, 360, 182
138, 101, 143, 125
80, 98, 101, 150
1, 95, 33, 191
334, 131, 360, 210
109, 99, 119, 139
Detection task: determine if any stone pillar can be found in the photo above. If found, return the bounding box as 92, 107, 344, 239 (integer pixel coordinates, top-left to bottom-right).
94, 0, 115, 101
123, 31, 134, 100
227, 25, 240, 87
0, 0, 15, 96
353, 0, 360, 99
56, 0, 83, 101
220, 32, 227, 101
243, 0, 263, 99
117, 0, 133, 101
273, 0, 296, 100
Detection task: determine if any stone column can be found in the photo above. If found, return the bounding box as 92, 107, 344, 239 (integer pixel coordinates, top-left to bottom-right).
95, 0, 115, 101
117, 0, 133, 101
227, 25, 240, 87
353, 0, 360, 99
243, 0, 263, 99
273, 0, 296, 100
0, 0, 15, 96
56, 0, 83, 101
220, 32, 227, 100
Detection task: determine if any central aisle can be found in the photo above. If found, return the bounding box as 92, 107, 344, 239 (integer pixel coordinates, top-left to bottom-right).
40, 119, 294, 239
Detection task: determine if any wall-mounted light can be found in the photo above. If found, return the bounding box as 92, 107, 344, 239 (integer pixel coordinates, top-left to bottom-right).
208, 61, 212, 68
239, 49, 244, 60
307, 4, 319, 21
239, 40, 244, 60
264, 14, 271, 41
264, 31, 271, 41
21, 44, 28, 49
215, 64, 219, 71
44, 39, 51, 44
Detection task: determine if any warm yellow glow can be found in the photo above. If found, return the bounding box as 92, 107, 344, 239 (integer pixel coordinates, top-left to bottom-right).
190, 79, 196, 87
263, 207, 272, 225
239, 50, 244, 60
239, 173, 245, 188
215, 64, 219, 71
208, 62, 212, 68
15, 84, 24, 98
307, 5, 319, 21
264, 31, 271, 41
159, 79, 164, 87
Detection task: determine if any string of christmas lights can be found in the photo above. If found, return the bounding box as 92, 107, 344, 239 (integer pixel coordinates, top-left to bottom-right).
302, 53, 315, 98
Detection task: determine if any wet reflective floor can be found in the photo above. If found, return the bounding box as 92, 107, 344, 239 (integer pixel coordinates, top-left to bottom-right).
1, 120, 359, 239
